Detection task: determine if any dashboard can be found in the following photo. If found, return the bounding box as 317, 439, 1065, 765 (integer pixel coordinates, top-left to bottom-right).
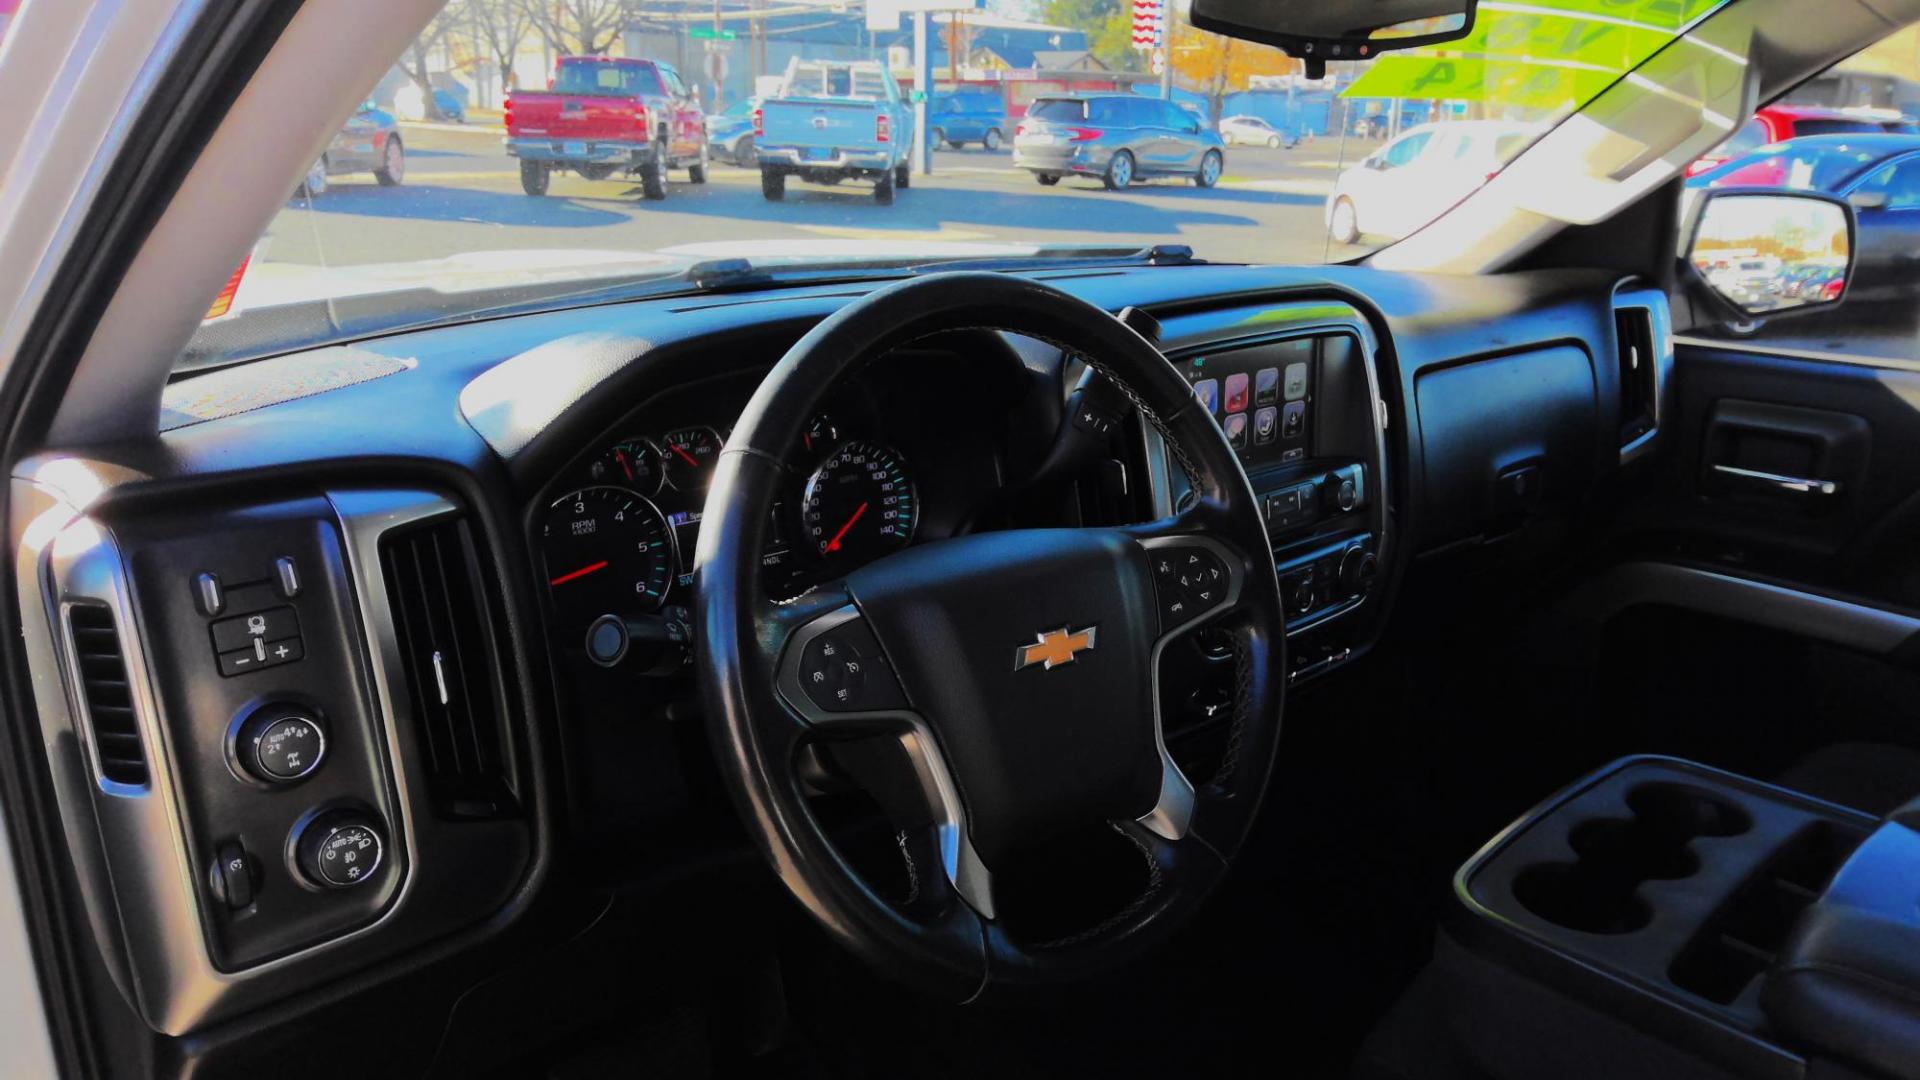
13, 261, 1671, 1065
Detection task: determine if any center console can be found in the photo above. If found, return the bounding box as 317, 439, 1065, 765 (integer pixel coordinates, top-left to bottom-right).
1444, 756, 1889, 1080
1149, 300, 1392, 688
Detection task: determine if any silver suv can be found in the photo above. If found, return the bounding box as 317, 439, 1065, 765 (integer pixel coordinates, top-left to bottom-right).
1014, 94, 1227, 190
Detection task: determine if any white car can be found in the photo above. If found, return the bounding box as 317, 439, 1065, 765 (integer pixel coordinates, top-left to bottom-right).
1220, 115, 1285, 148
1324, 120, 1539, 244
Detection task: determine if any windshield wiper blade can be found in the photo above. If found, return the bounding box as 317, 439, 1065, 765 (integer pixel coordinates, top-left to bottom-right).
906, 244, 1202, 275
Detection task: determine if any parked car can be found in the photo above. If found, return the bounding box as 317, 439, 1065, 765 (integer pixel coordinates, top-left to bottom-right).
1687, 103, 1892, 176
706, 97, 760, 167
1688, 133, 1920, 310
1219, 114, 1285, 148
432, 88, 466, 123
295, 100, 405, 198
930, 91, 1008, 151
755, 58, 913, 204
504, 56, 708, 200
1324, 120, 1538, 244
1013, 94, 1226, 190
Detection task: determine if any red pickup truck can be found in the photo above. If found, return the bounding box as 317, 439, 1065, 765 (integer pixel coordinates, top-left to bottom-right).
505, 56, 708, 200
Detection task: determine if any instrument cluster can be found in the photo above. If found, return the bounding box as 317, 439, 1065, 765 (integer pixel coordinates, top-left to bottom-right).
539, 412, 920, 644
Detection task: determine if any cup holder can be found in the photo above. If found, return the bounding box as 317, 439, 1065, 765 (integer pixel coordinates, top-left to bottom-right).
1511, 782, 1752, 935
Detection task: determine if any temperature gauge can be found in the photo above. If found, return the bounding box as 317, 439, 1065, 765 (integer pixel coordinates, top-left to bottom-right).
588, 437, 663, 495
661, 426, 723, 493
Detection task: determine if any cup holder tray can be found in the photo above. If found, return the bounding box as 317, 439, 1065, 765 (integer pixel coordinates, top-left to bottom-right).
1456, 757, 1872, 1027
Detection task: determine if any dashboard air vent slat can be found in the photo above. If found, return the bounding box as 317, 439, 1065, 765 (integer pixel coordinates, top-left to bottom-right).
381, 516, 518, 818
68, 604, 148, 787
1615, 306, 1657, 447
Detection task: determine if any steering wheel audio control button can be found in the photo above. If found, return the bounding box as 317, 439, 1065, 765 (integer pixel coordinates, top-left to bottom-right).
1150, 544, 1230, 629
796, 616, 908, 713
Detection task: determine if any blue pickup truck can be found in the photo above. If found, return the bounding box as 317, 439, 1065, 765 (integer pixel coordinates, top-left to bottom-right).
755, 59, 913, 204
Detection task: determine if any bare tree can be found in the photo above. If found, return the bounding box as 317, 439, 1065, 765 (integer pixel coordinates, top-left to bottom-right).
467, 0, 538, 96
522, 0, 631, 57
397, 4, 464, 120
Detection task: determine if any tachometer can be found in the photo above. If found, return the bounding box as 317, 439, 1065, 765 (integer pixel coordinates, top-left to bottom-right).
541, 486, 676, 628
801, 440, 917, 567
588, 437, 663, 495
660, 426, 723, 493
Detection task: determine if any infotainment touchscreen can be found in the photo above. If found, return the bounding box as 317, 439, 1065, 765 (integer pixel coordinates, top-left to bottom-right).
1180, 336, 1315, 466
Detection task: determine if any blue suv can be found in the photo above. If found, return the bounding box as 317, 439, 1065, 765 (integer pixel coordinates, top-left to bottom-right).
930, 92, 1009, 151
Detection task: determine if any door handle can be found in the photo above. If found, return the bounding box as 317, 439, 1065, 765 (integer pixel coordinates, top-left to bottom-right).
1711, 463, 1842, 497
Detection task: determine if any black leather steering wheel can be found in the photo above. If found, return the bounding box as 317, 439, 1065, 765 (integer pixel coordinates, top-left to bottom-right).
693, 272, 1285, 1000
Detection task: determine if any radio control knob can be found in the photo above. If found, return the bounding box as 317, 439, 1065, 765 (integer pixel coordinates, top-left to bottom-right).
295, 812, 386, 890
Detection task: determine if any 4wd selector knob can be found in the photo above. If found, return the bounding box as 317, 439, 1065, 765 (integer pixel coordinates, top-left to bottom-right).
235, 706, 326, 783
295, 812, 385, 890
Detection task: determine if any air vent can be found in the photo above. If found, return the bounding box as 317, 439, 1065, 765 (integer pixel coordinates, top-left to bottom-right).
381, 516, 518, 818
67, 604, 147, 787
1615, 306, 1658, 447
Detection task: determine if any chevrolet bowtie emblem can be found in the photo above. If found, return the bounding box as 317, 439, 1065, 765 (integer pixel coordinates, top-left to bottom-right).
1014, 626, 1098, 671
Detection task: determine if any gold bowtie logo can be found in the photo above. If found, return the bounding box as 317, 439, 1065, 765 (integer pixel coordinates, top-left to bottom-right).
1014, 626, 1098, 671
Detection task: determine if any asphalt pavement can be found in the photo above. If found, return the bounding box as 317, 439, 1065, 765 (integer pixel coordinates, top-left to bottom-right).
262, 123, 1376, 271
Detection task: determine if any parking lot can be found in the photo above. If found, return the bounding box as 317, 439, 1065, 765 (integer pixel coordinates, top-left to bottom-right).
263, 122, 1376, 272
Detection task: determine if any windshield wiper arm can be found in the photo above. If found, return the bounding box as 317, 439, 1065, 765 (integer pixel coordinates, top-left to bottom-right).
906, 244, 1202, 275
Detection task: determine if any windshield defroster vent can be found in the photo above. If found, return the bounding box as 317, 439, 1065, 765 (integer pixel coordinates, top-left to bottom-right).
68, 604, 147, 788
381, 516, 518, 819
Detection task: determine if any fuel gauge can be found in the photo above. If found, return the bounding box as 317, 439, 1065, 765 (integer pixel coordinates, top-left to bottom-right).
589, 437, 663, 495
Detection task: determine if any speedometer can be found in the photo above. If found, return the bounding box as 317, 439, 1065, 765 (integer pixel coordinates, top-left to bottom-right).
801, 440, 917, 568
541, 486, 676, 628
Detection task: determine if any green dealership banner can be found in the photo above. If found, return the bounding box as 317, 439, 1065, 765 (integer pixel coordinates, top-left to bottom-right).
1343, 0, 1727, 107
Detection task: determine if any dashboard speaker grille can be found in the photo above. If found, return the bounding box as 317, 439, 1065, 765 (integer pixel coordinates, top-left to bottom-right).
380, 516, 518, 818
68, 604, 148, 787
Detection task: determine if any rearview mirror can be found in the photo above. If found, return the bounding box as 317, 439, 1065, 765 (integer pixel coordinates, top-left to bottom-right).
1685, 190, 1855, 320
1188, 0, 1475, 78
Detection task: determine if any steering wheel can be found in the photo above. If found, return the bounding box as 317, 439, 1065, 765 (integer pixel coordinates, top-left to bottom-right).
694, 273, 1286, 1000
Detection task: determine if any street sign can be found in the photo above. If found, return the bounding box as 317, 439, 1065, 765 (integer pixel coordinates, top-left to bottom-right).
868, 0, 982, 29
705, 50, 729, 86
1149, 48, 1166, 74
689, 27, 737, 40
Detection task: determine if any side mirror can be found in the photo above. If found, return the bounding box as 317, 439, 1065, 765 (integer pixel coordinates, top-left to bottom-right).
1685, 189, 1855, 320
1848, 190, 1889, 211
1364, 154, 1387, 170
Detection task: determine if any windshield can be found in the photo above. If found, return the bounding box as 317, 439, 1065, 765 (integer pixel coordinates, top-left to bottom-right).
186, 0, 1781, 371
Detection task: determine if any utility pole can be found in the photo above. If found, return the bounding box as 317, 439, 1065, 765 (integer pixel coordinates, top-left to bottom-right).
1158, 0, 1175, 99
915, 11, 933, 175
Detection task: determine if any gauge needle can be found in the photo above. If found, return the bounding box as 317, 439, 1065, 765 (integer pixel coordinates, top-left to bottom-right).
669, 444, 700, 468
549, 560, 608, 586
614, 450, 634, 483
824, 502, 869, 553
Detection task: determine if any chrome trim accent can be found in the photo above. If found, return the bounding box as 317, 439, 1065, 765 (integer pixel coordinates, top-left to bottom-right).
13, 478, 455, 1034
431, 649, 450, 705
775, 604, 996, 919
1562, 562, 1920, 657
1614, 286, 1674, 465
1711, 463, 1840, 497
1135, 532, 1245, 842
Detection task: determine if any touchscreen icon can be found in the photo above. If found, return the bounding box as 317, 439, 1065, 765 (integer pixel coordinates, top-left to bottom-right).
1192, 378, 1219, 414
1223, 372, 1250, 413
1284, 362, 1309, 402
1282, 401, 1307, 439
1255, 367, 1280, 406
1223, 412, 1249, 449
1254, 406, 1278, 445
